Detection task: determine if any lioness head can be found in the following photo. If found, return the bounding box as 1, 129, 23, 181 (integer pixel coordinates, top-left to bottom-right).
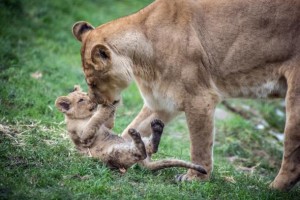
55, 85, 97, 119
72, 21, 133, 105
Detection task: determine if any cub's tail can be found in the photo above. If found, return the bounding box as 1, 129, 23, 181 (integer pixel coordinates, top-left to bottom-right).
140, 158, 207, 174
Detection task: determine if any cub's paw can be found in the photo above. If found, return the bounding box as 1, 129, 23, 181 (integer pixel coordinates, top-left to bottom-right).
100, 105, 116, 117
128, 128, 141, 140
80, 137, 95, 148
151, 119, 164, 133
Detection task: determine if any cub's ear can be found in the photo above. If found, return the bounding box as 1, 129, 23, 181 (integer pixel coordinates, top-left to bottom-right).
55, 96, 71, 113
72, 21, 94, 42
91, 44, 111, 71
73, 85, 82, 92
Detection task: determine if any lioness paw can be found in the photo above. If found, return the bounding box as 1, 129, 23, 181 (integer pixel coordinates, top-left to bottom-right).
175, 174, 193, 182
175, 172, 209, 182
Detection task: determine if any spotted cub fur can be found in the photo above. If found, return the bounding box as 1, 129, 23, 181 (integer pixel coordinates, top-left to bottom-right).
55, 86, 207, 173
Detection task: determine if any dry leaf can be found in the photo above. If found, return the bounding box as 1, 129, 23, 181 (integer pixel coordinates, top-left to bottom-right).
0, 124, 11, 134
223, 176, 236, 183
30, 71, 43, 79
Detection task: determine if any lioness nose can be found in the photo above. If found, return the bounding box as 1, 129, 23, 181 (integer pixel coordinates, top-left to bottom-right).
88, 91, 105, 104
88, 92, 97, 103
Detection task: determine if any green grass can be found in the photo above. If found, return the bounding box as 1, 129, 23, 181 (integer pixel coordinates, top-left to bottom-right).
0, 0, 299, 199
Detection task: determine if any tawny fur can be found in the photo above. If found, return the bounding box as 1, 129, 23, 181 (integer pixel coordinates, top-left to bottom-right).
72, 0, 300, 191
55, 86, 207, 174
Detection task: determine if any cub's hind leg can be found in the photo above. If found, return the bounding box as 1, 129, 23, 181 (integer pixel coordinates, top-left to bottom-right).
128, 129, 147, 160
149, 119, 164, 154
270, 68, 300, 191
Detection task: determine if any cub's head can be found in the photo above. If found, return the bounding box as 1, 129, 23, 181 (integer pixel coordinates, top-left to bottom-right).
72, 21, 133, 105
55, 85, 97, 119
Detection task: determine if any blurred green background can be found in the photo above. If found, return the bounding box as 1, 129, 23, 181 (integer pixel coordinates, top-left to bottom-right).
0, 0, 299, 199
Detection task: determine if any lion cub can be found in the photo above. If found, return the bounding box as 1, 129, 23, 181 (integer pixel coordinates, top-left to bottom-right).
55, 86, 207, 173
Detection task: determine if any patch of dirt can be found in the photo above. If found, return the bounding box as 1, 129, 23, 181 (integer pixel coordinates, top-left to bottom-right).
5, 156, 42, 169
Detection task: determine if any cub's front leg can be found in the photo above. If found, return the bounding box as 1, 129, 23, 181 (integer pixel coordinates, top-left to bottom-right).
176, 94, 218, 181
81, 105, 115, 146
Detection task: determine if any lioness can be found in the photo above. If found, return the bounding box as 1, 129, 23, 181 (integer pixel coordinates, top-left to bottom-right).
72, 0, 300, 190
55, 86, 207, 173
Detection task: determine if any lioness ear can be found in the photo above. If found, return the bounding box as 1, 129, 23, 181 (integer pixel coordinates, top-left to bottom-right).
73, 85, 82, 92
55, 96, 71, 113
91, 44, 111, 71
72, 21, 94, 42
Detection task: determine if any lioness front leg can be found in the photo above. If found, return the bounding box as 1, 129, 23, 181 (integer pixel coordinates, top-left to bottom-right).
270, 69, 300, 191
176, 95, 217, 181
121, 105, 152, 140
122, 105, 175, 140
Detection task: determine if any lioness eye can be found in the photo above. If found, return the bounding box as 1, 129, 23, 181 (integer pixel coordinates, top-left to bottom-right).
91, 83, 97, 88
78, 98, 84, 103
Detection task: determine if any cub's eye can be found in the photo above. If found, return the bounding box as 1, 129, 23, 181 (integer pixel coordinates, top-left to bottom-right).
78, 98, 84, 103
